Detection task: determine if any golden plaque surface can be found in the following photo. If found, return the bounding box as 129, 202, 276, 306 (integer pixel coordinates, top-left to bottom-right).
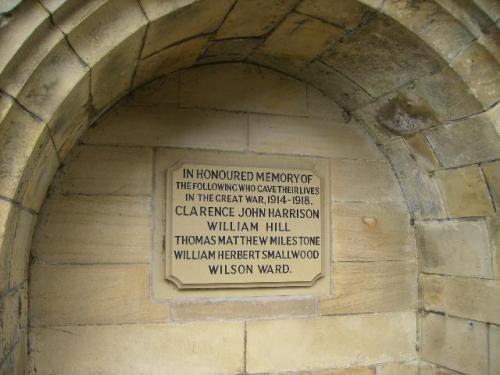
166, 162, 324, 289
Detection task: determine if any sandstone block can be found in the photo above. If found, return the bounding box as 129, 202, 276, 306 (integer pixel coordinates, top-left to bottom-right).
32, 194, 152, 263
0, 200, 18, 291
482, 160, 500, 209
249, 115, 382, 160
376, 361, 433, 375
416, 219, 492, 278
331, 159, 404, 204
134, 36, 209, 88
420, 274, 500, 324
487, 215, 500, 278
40, 0, 107, 34
491, 324, 500, 375
297, 0, 373, 29
141, 0, 233, 58
197, 38, 262, 64
435, 165, 494, 217
306, 86, 345, 122
405, 133, 439, 173
8, 210, 36, 288
30, 264, 167, 326
82, 104, 247, 151
124, 72, 179, 106
59, 145, 153, 196
273, 367, 374, 375
246, 312, 416, 372
171, 297, 316, 321
251, 12, 343, 70
179, 63, 308, 116
425, 117, 500, 168
320, 261, 416, 314
0, 289, 22, 361
30, 321, 244, 375
421, 313, 487, 375
332, 202, 415, 261
217, 0, 297, 38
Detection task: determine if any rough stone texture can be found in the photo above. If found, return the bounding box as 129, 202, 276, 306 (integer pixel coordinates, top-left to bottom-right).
0, 285, 26, 364
405, 133, 440, 173
179, 63, 308, 116
30, 264, 167, 326
31, 194, 152, 264
217, 0, 297, 38
332, 202, 415, 261
8, 210, 36, 288
30, 322, 245, 375
331, 160, 404, 205
306, 86, 345, 122
0, 329, 27, 375
171, 297, 316, 321
82, 105, 247, 151
301, 60, 372, 111
59, 145, 153, 196
320, 261, 416, 314
425, 116, 500, 168
271, 368, 374, 375
123, 73, 179, 106
322, 14, 441, 97
491, 324, 500, 375
482, 160, 500, 209
451, 42, 500, 107
421, 313, 488, 375
246, 312, 416, 372
134, 36, 209, 88
375, 361, 433, 375
251, 12, 343, 70
420, 274, 500, 324
297, 0, 373, 29
197, 38, 262, 64
383, 0, 474, 62
0, 200, 17, 291
487, 215, 500, 279
249, 115, 383, 160
435, 165, 495, 217
141, 0, 234, 58
415, 219, 492, 278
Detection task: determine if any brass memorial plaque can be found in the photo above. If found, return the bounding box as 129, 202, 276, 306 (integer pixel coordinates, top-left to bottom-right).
165, 162, 324, 289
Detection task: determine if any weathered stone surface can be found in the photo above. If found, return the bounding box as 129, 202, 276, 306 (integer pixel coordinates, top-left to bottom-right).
134, 36, 209, 88
332, 202, 415, 261
0, 97, 50, 204
30, 264, 167, 326
398, 171, 447, 219
30, 322, 244, 375
249, 115, 382, 160
383, 0, 474, 62
415, 219, 492, 278
273, 367, 374, 375
426, 117, 500, 168
40, 0, 107, 34
32, 195, 151, 264
331, 160, 404, 204
82, 105, 247, 151
306, 86, 345, 121
0, 287, 24, 361
382, 138, 420, 179
124, 72, 179, 106
320, 261, 416, 314
451, 42, 500, 107
297, 0, 373, 29
322, 14, 441, 97
376, 361, 433, 375
301, 61, 372, 111
491, 324, 500, 375
197, 38, 262, 64
141, 0, 234, 58
217, 0, 297, 38
420, 274, 500, 324
405, 133, 439, 173
171, 297, 316, 321
0, 200, 17, 291
179, 63, 308, 116
59, 145, 153, 195
0, 329, 27, 375
487, 215, 500, 279
421, 313, 487, 375
251, 12, 343, 70
246, 312, 416, 372
482, 160, 500, 209
47, 73, 90, 158
435, 165, 494, 217
8, 210, 36, 288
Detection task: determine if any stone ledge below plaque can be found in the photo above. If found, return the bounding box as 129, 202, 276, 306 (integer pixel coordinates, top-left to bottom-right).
152, 148, 331, 300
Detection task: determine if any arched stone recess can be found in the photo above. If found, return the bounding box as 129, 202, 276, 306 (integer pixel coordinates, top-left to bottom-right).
0, 0, 498, 374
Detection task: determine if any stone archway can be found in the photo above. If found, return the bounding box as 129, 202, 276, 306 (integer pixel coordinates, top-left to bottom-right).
0, 1, 499, 374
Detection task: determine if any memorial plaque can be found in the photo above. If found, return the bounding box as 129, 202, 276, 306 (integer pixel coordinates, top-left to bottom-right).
165, 162, 324, 289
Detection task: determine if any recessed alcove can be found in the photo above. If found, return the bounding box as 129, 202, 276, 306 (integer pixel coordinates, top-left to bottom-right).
0, 1, 499, 374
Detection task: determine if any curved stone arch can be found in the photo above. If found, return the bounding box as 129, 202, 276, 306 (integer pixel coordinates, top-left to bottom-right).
0, 0, 499, 373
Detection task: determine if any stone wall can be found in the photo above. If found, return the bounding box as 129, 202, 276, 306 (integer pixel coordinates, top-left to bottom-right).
28, 63, 418, 374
